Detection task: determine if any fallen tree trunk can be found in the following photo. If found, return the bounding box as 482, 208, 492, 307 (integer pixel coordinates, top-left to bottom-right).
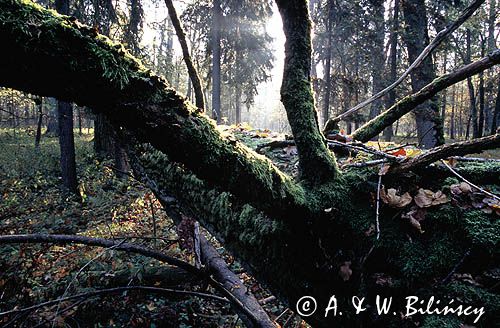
0, 1, 499, 327
0, 0, 308, 222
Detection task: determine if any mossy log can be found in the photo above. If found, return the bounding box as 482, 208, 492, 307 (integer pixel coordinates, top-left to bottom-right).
0, 1, 499, 327
0, 0, 309, 221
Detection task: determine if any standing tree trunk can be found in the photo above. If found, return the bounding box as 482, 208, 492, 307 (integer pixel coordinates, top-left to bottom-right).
401, 0, 444, 148
466, 28, 479, 138
211, 0, 222, 123
492, 76, 500, 133
478, 41, 485, 137
450, 84, 456, 139
34, 96, 43, 149
44, 105, 58, 136
57, 101, 78, 193
367, 0, 386, 141
164, 0, 205, 111
322, 0, 334, 126
55, 0, 78, 194
383, 0, 400, 141
235, 87, 242, 124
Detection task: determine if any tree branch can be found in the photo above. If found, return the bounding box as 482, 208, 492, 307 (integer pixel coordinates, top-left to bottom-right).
352, 49, 500, 142
0, 234, 203, 276
0, 286, 229, 317
164, 0, 205, 110
275, 0, 339, 184
324, 0, 485, 128
0, 0, 309, 220
388, 133, 500, 174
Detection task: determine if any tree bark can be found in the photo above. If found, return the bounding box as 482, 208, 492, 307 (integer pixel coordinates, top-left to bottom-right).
492, 76, 500, 133
211, 0, 222, 123
466, 29, 479, 139
276, 0, 339, 184
164, 0, 205, 111
383, 0, 400, 141
401, 0, 444, 148
367, 0, 386, 141
1, 2, 499, 327
322, 0, 334, 126
34, 96, 43, 149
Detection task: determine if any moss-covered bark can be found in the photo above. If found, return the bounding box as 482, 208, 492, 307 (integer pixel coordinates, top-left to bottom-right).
351, 49, 500, 142
276, 0, 339, 184
0, 0, 310, 221
136, 148, 500, 327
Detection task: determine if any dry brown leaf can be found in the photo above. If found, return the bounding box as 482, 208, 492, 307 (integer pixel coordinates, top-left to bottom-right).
450, 182, 472, 195
414, 189, 449, 208
402, 209, 426, 234
380, 188, 412, 208
408, 216, 424, 233
339, 261, 352, 281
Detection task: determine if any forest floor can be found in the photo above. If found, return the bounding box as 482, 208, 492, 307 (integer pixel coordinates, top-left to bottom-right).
1, 127, 498, 328
0, 128, 302, 328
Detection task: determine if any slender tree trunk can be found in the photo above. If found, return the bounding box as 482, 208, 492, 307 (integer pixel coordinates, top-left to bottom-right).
164, 0, 205, 111
34, 96, 43, 149
78, 106, 82, 135
450, 84, 456, 139
235, 87, 242, 124
466, 28, 479, 138
368, 0, 386, 141
45, 105, 58, 136
322, 0, 333, 126
211, 0, 222, 123
401, 0, 444, 148
383, 0, 399, 141
492, 76, 500, 133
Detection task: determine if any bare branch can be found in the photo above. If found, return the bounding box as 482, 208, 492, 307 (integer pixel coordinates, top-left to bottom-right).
389, 133, 500, 174
164, 0, 205, 110
0, 234, 203, 276
0, 286, 228, 317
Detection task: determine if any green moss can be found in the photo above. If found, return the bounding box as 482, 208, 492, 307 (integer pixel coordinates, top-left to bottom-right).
420, 315, 462, 328
463, 210, 500, 248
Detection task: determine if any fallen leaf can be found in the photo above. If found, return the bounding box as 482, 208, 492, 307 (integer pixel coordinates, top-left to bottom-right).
414, 189, 449, 208
450, 182, 472, 195
389, 148, 407, 157
339, 261, 352, 281
402, 208, 426, 234
380, 188, 412, 208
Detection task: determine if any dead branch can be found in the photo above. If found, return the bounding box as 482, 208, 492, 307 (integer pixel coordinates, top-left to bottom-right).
164, 0, 205, 110
351, 49, 500, 141
0, 285, 229, 317
441, 160, 500, 201
0, 234, 203, 276
388, 134, 500, 174
325, 0, 485, 125
200, 234, 277, 328
128, 148, 277, 328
